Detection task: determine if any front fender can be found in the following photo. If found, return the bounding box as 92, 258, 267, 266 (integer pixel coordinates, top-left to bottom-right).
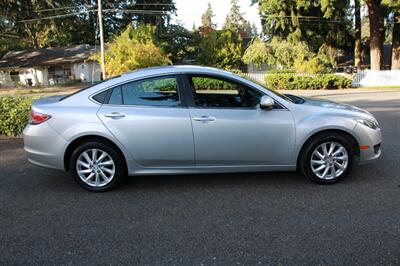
293, 114, 360, 164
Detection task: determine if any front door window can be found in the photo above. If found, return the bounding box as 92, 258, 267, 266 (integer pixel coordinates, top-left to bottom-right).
189, 75, 262, 108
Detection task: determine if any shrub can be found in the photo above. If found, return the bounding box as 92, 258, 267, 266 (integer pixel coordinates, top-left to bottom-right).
0, 96, 37, 136
265, 73, 352, 90
266, 69, 295, 74
192, 77, 236, 90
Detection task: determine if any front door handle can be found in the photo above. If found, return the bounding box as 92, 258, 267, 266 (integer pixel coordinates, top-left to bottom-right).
193, 115, 216, 122
104, 112, 125, 119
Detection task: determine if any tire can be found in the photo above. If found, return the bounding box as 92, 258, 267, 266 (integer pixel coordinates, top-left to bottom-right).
70, 141, 126, 192
299, 132, 356, 184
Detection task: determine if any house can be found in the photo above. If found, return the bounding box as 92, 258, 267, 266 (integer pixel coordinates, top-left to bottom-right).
0, 44, 101, 87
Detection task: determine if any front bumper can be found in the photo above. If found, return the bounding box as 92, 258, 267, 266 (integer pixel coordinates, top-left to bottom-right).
353, 123, 382, 165
23, 122, 68, 170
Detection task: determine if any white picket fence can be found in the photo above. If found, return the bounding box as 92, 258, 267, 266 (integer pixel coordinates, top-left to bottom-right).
244, 71, 265, 84
245, 70, 400, 87
352, 70, 400, 87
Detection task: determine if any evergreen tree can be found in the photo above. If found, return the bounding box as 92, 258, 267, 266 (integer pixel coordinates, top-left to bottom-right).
223, 0, 252, 37
364, 0, 386, 70
354, 0, 362, 68
386, 0, 400, 69
200, 2, 216, 31
255, 0, 352, 52
198, 29, 243, 69
250, 23, 258, 37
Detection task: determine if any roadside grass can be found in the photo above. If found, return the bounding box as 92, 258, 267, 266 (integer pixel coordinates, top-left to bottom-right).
0, 83, 89, 97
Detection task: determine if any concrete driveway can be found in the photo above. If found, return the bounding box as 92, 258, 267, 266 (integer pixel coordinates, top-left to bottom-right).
0, 90, 399, 265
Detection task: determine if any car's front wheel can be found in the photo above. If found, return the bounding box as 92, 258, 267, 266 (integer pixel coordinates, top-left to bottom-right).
70, 141, 126, 192
299, 133, 356, 184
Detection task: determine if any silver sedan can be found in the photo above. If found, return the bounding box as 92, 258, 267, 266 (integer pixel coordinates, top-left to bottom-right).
23, 66, 382, 191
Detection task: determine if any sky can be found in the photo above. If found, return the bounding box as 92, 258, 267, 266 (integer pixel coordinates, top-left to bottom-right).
171, 0, 262, 32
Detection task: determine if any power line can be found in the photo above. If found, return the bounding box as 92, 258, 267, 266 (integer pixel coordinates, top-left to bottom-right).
17, 10, 96, 23
261, 15, 347, 23
103, 9, 168, 14
105, 2, 175, 6
33, 5, 94, 12
1, 3, 174, 16
16, 9, 169, 23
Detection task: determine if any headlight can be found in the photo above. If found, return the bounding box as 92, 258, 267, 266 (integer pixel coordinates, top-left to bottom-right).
355, 118, 379, 129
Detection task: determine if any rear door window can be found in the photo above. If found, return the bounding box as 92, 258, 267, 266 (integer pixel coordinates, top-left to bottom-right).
108, 86, 123, 105
121, 76, 180, 107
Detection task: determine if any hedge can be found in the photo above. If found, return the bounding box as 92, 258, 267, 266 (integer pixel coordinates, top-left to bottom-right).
0, 96, 37, 136
265, 73, 352, 90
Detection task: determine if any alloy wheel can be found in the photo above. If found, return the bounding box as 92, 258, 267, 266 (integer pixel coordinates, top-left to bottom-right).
310, 141, 349, 180
76, 148, 116, 187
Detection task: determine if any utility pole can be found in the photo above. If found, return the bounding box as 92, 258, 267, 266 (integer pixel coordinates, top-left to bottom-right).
97, 0, 106, 79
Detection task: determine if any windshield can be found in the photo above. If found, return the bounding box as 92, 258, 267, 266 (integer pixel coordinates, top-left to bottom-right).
238, 74, 296, 103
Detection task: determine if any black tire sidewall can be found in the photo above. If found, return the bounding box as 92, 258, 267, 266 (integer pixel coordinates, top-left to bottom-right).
300, 134, 355, 184
70, 141, 125, 192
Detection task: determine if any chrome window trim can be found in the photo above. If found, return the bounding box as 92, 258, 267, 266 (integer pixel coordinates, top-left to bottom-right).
184, 72, 289, 111
89, 73, 185, 107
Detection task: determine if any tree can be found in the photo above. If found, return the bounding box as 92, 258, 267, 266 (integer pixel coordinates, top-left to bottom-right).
250, 23, 258, 37
0, 0, 81, 50
198, 29, 243, 69
243, 37, 333, 74
0, 0, 177, 56
392, 10, 400, 69
255, 0, 352, 52
242, 37, 271, 67
386, 0, 400, 69
115, 0, 176, 36
91, 24, 171, 77
199, 2, 216, 35
365, 0, 386, 70
158, 23, 200, 63
223, 0, 252, 37
354, 0, 362, 68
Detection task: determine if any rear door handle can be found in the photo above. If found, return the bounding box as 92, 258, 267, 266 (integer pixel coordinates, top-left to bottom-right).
104, 112, 125, 118
193, 115, 216, 122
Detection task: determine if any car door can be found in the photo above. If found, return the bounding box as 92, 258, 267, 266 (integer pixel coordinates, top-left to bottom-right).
185, 74, 295, 166
97, 75, 194, 167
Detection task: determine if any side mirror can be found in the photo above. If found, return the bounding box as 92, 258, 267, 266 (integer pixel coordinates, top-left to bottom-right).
260, 95, 275, 109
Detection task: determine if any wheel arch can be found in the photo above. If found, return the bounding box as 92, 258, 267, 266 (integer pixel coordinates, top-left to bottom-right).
64, 135, 128, 172
296, 129, 360, 168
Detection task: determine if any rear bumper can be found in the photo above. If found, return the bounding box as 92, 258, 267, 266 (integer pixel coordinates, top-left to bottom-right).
23, 122, 68, 170
353, 124, 382, 165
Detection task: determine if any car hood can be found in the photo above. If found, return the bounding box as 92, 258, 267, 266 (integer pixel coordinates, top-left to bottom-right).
300, 96, 372, 116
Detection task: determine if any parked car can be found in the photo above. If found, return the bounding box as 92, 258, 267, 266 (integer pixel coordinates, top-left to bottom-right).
23, 66, 382, 191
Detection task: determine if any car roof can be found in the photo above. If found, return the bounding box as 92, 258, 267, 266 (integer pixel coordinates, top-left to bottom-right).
60, 65, 240, 103
60, 65, 291, 107
120, 65, 234, 79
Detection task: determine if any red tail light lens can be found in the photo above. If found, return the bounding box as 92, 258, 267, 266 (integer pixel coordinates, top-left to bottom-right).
29, 111, 51, 125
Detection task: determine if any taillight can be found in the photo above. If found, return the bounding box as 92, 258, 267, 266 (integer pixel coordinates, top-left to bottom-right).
29, 111, 51, 125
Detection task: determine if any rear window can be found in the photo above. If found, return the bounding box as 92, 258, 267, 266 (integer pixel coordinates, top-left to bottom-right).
99, 76, 180, 107
92, 90, 109, 103
59, 75, 121, 101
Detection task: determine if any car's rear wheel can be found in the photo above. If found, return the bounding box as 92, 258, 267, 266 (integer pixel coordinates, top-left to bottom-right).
299, 133, 356, 184
70, 141, 125, 191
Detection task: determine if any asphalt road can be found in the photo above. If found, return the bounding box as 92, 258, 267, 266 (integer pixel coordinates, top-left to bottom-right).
1, 90, 399, 265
